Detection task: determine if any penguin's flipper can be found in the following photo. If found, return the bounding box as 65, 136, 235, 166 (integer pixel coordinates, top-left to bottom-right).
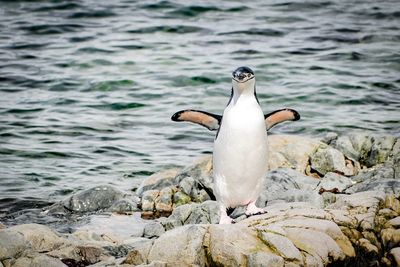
171, 109, 222, 131
264, 108, 300, 130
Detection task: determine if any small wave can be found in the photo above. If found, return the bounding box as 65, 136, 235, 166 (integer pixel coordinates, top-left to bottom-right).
168, 5, 221, 17
32, 2, 82, 12
77, 47, 116, 54
4, 108, 44, 114
86, 102, 146, 111
68, 10, 116, 19
140, 1, 178, 10
219, 28, 285, 37
127, 25, 208, 34
89, 79, 135, 91
20, 24, 84, 35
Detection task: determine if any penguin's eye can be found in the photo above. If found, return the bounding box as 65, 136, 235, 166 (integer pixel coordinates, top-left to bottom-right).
247, 74, 251, 77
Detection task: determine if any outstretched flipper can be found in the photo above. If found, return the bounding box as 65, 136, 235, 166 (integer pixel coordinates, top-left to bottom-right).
171, 109, 222, 131
171, 108, 300, 131
264, 108, 300, 130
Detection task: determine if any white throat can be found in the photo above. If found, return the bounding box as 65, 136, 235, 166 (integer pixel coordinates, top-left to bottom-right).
231, 78, 256, 104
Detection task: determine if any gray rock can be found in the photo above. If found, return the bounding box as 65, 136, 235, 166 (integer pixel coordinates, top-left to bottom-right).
172, 191, 191, 207
318, 172, 354, 192
346, 179, 400, 195
5, 224, 64, 253
351, 164, 395, 183
0, 230, 29, 260
143, 222, 165, 239
334, 135, 360, 161
247, 252, 284, 267
136, 169, 179, 197
147, 225, 208, 266
175, 155, 215, 201
11, 253, 66, 267
141, 190, 159, 212
154, 187, 173, 213
61, 185, 128, 213
163, 200, 219, 230
311, 145, 351, 176
257, 168, 322, 208
122, 238, 154, 265
366, 136, 396, 167
107, 199, 140, 213
390, 139, 400, 178
321, 132, 338, 145
349, 133, 373, 164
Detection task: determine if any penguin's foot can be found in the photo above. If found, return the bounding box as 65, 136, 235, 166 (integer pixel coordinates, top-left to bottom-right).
219, 215, 234, 224
245, 201, 267, 217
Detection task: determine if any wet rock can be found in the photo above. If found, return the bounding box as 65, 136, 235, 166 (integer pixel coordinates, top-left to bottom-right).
163, 200, 219, 230
0, 230, 29, 260
147, 225, 208, 266
136, 169, 179, 196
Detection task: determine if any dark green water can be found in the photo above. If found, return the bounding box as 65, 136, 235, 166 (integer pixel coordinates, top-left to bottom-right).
0, 0, 399, 224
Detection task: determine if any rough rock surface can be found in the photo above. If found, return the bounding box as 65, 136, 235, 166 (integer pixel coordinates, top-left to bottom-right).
2, 133, 399, 266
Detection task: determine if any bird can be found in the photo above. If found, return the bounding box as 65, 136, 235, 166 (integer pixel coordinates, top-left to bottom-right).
171, 66, 300, 224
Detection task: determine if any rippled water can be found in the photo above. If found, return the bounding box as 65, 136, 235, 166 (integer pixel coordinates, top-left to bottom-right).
0, 0, 399, 224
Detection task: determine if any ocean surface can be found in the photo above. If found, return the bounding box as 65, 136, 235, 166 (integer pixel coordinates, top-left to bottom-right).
0, 0, 399, 226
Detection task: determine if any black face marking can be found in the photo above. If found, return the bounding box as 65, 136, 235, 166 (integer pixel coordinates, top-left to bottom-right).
232, 66, 255, 83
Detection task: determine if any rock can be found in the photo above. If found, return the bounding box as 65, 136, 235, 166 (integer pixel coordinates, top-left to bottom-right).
318, 172, 354, 192
5, 224, 64, 253
163, 200, 219, 230
311, 145, 352, 176
147, 225, 208, 266
107, 199, 140, 213
387, 217, 400, 229
122, 238, 153, 265
143, 222, 165, 239
136, 169, 179, 196
247, 252, 285, 267
11, 252, 66, 267
358, 238, 379, 259
389, 247, 400, 266
141, 190, 159, 212
207, 224, 280, 266
267, 135, 322, 173
349, 133, 373, 164
175, 155, 215, 201
321, 132, 338, 145
172, 191, 191, 207
390, 139, 400, 178
334, 135, 360, 161
154, 187, 173, 213
346, 179, 400, 195
381, 228, 400, 249
57, 185, 129, 213
258, 231, 302, 262
258, 168, 322, 208
0, 222, 6, 229
0, 230, 29, 260
351, 164, 395, 183
366, 136, 396, 167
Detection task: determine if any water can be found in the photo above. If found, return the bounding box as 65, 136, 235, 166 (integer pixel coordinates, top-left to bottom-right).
0, 0, 399, 226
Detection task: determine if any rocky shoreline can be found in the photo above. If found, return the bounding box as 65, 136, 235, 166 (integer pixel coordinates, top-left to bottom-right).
1, 133, 399, 266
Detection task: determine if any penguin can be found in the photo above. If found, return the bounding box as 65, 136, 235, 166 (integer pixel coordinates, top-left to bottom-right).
171, 66, 300, 224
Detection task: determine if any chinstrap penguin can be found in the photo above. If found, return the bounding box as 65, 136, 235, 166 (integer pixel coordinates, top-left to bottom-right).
171, 66, 300, 224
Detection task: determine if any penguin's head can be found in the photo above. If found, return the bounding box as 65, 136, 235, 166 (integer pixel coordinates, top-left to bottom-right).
232, 66, 255, 93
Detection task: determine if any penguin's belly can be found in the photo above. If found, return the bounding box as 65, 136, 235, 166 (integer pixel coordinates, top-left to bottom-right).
213, 107, 268, 207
